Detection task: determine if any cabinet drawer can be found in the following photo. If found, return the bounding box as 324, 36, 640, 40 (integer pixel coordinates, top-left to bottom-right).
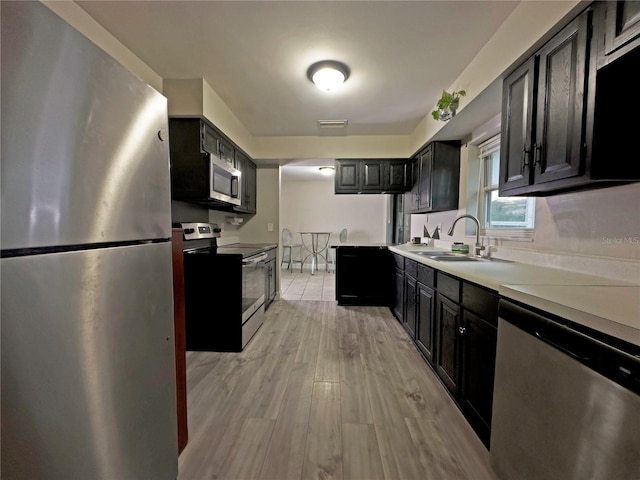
462, 282, 498, 326
405, 259, 418, 278
417, 264, 435, 288
393, 253, 405, 270
437, 272, 461, 303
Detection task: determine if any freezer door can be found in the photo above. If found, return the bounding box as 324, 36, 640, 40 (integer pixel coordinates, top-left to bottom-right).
1, 243, 178, 479
1, 2, 171, 250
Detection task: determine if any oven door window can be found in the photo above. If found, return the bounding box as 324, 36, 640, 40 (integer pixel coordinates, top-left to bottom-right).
242, 254, 266, 321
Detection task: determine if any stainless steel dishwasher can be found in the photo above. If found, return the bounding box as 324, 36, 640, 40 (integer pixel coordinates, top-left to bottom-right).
490, 299, 640, 480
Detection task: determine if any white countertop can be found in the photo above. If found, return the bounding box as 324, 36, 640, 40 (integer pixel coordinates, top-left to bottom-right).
389, 244, 640, 346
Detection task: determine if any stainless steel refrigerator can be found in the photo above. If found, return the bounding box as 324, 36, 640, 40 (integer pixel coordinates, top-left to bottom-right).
1, 2, 178, 478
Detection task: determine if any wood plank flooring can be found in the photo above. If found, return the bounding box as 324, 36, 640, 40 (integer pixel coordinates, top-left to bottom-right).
178, 300, 498, 480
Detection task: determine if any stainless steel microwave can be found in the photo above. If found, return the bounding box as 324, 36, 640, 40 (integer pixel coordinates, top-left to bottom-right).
210, 154, 241, 205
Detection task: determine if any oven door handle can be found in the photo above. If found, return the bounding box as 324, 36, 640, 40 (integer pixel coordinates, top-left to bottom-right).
242, 253, 268, 265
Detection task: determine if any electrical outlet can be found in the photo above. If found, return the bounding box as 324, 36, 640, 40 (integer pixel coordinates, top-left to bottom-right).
267, 223, 274, 232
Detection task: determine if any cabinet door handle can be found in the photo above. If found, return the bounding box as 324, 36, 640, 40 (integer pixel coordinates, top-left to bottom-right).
533, 142, 543, 168
521, 146, 531, 174
457, 326, 466, 335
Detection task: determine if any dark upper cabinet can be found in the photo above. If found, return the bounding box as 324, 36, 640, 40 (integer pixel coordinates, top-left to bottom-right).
362, 160, 385, 191
598, 0, 640, 67
335, 160, 361, 193
500, 4, 640, 196
202, 121, 235, 167
170, 117, 259, 212
418, 147, 433, 211
335, 159, 411, 194
500, 10, 591, 196
533, 11, 589, 186
405, 141, 460, 213
233, 150, 256, 214
218, 137, 235, 166
500, 58, 536, 192
406, 154, 422, 211
169, 118, 210, 202
387, 159, 411, 191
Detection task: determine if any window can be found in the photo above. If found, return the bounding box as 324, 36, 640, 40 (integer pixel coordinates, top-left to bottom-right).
478, 135, 535, 233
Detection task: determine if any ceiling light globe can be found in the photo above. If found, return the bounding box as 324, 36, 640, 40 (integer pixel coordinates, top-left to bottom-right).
312, 67, 345, 92
319, 166, 335, 176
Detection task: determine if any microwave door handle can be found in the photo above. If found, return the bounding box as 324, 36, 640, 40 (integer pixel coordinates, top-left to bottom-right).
242, 253, 268, 266
231, 175, 240, 198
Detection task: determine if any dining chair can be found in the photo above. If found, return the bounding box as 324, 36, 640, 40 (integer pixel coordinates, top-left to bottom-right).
281, 228, 302, 271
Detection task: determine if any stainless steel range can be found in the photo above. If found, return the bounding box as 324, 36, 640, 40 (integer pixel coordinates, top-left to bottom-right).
179, 223, 275, 351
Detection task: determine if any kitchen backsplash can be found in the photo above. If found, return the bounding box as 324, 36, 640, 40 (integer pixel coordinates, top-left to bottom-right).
411, 183, 640, 284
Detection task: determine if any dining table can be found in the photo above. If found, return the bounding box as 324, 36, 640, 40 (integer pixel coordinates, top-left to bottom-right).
298, 231, 332, 275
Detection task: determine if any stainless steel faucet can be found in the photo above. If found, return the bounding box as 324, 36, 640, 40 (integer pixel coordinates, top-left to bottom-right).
447, 214, 485, 256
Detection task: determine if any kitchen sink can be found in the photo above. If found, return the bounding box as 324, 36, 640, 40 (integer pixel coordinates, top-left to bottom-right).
433, 255, 513, 263
409, 250, 513, 262
409, 250, 451, 256
433, 255, 479, 261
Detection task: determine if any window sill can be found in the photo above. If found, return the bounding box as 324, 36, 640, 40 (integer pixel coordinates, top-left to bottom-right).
480, 228, 535, 242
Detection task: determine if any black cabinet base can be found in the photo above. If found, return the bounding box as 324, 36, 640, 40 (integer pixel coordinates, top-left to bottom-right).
335, 247, 394, 306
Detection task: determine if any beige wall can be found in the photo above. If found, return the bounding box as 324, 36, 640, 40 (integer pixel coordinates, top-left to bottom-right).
280, 178, 388, 246
533, 184, 640, 260
236, 167, 280, 245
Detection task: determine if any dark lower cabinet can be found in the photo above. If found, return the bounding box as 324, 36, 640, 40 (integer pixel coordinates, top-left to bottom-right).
404, 268, 498, 449
435, 293, 463, 397
461, 309, 497, 448
415, 283, 436, 365
413, 263, 436, 365
404, 272, 417, 339
265, 247, 276, 309
392, 254, 405, 321
335, 246, 394, 305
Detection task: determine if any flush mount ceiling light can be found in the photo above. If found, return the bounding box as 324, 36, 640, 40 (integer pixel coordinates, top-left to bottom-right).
307, 60, 350, 92
319, 166, 335, 176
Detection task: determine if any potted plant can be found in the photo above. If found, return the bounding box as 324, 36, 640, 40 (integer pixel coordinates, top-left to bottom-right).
432, 89, 466, 121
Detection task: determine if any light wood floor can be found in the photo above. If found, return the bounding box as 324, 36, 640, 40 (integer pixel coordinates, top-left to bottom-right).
177, 300, 499, 480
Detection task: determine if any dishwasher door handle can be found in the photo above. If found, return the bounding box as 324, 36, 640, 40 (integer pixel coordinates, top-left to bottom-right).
534, 330, 593, 363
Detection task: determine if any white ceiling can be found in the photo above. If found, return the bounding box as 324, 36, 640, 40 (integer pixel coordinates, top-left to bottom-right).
75, 1, 520, 176
76, 0, 519, 139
